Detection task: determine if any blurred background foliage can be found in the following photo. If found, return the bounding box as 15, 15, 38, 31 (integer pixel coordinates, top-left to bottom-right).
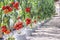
0, 0, 55, 26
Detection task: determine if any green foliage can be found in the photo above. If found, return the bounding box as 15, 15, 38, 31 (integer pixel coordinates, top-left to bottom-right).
0, 0, 55, 26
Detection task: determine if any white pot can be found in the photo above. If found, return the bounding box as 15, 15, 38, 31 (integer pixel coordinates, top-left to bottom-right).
13, 34, 27, 40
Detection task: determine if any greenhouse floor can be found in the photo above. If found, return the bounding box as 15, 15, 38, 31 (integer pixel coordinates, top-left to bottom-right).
26, 15, 60, 40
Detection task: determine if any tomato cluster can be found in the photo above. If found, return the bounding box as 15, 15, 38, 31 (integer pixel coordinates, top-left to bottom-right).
26, 18, 31, 25
14, 21, 23, 30
1, 26, 10, 34
2, 1, 19, 14
11, 2, 19, 10
2, 6, 12, 14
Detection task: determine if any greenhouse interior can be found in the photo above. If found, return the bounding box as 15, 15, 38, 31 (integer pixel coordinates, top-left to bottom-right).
0, 0, 60, 40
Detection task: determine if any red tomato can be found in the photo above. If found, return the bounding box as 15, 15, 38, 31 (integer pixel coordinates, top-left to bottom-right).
16, 27, 20, 30
8, 7, 13, 12
25, 7, 30, 12
2, 6, 6, 10
34, 20, 37, 24
2, 25, 7, 29
2, 28, 7, 32
5, 30, 10, 34
13, 2, 19, 10
19, 25, 23, 28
